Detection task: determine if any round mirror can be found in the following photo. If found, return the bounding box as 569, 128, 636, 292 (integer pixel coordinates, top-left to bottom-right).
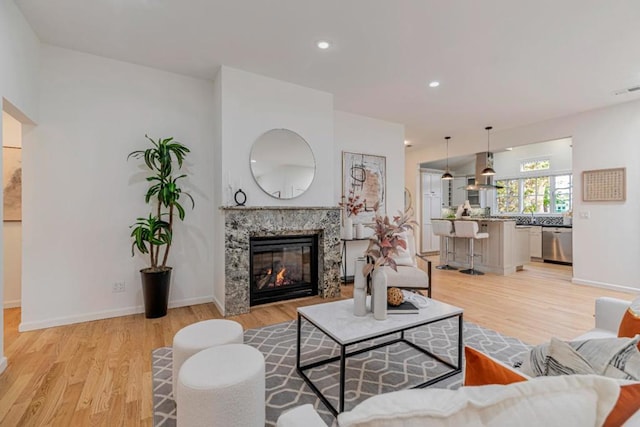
250, 129, 316, 199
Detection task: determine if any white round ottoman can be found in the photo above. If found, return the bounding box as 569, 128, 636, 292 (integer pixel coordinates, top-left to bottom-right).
172, 319, 243, 399
177, 344, 265, 427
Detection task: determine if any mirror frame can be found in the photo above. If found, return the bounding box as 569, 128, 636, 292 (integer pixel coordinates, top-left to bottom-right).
404, 187, 412, 211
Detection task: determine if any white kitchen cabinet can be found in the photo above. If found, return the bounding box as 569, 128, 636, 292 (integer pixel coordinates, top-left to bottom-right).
421, 171, 443, 252
422, 172, 443, 197
529, 226, 542, 259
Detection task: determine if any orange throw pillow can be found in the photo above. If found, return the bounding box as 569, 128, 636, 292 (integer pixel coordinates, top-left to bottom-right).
618, 296, 640, 339
603, 382, 640, 427
464, 346, 528, 386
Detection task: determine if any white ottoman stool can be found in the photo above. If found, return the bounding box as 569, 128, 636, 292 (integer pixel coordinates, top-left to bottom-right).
172, 319, 243, 399
177, 343, 265, 427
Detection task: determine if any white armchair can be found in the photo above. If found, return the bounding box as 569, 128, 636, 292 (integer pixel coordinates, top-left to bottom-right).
368, 230, 432, 320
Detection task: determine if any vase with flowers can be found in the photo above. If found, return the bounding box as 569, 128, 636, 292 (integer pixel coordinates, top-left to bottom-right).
361, 204, 417, 319
362, 204, 417, 277
339, 188, 366, 240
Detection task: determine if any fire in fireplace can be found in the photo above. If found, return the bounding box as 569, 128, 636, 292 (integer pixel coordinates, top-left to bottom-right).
250, 235, 318, 306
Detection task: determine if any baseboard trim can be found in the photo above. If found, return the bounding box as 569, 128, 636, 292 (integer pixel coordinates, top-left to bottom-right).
3, 299, 21, 309
571, 278, 638, 294
0, 356, 7, 375
211, 295, 225, 316
18, 295, 214, 332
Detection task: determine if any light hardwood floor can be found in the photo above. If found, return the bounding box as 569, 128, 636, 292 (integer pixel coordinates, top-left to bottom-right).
0, 257, 634, 425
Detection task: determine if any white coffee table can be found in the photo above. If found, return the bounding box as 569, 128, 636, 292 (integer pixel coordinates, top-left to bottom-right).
296, 297, 463, 415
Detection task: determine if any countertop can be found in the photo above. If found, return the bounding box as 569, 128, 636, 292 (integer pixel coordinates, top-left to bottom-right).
432, 217, 515, 222
432, 217, 572, 228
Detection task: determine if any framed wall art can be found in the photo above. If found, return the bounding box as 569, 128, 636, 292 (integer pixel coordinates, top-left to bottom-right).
342, 151, 386, 224
582, 167, 626, 202
3, 147, 22, 221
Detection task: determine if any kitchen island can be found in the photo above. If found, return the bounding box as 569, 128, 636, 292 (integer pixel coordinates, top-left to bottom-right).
435, 218, 530, 275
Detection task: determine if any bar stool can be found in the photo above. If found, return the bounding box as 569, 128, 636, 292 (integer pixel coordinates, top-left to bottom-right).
453, 220, 489, 275
432, 220, 458, 270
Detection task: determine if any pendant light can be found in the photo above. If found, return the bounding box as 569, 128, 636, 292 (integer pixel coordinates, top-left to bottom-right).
481, 126, 496, 176
441, 136, 453, 180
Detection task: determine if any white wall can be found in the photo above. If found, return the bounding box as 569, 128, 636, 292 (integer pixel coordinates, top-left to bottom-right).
219, 66, 334, 207
334, 111, 405, 277
20, 45, 217, 330
493, 138, 572, 178
406, 99, 640, 293
213, 66, 334, 313
3, 111, 22, 308
0, 0, 41, 374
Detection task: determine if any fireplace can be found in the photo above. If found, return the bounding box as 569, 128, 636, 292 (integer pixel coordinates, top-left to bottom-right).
250, 235, 318, 305
221, 206, 340, 316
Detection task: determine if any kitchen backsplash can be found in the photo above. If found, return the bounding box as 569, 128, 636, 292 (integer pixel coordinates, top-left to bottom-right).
498, 215, 566, 226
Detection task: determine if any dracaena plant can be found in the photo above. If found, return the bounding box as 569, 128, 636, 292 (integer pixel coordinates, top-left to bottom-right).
362, 205, 417, 277
128, 135, 194, 271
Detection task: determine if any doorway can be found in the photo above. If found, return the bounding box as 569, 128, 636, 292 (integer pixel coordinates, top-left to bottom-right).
2, 111, 22, 310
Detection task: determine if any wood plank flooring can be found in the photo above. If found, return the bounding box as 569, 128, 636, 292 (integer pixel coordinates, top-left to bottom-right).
0, 257, 634, 425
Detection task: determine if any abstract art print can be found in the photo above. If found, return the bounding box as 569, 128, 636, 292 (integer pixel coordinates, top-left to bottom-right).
3, 147, 22, 221
342, 152, 386, 224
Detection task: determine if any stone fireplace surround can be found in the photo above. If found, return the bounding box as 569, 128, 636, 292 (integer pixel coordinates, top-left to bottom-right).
221, 206, 341, 316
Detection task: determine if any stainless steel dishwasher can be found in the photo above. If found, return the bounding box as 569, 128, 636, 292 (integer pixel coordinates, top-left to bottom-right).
542, 227, 572, 264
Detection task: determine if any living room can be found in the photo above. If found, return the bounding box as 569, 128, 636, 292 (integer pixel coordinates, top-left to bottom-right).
1, 1, 640, 425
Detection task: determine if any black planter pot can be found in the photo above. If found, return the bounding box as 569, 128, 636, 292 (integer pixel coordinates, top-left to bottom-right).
141, 267, 172, 319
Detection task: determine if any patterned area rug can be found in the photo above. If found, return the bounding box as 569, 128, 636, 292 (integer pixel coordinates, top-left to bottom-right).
152, 318, 531, 426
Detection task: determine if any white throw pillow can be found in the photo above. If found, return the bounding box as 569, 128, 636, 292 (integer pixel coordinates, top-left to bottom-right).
391, 231, 416, 267
336, 375, 620, 427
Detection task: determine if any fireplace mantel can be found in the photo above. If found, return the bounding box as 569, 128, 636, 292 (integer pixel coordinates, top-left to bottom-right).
221, 206, 341, 316
220, 206, 338, 211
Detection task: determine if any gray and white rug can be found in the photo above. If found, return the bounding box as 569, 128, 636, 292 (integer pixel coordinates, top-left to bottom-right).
152, 318, 531, 426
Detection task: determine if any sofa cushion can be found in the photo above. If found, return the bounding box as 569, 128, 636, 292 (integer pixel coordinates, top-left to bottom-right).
618, 295, 640, 341
391, 231, 417, 267
545, 338, 597, 376
573, 328, 617, 341
336, 375, 619, 427
463, 346, 528, 386
521, 336, 640, 381
379, 265, 429, 288
604, 382, 640, 427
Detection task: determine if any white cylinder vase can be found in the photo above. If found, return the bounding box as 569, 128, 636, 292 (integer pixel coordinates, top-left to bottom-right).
343, 217, 353, 240
353, 257, 367, 316
371, 268, 388, 320
355, 223, 365, 239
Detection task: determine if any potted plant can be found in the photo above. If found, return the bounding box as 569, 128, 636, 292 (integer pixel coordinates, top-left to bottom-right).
128, 135, 194, 318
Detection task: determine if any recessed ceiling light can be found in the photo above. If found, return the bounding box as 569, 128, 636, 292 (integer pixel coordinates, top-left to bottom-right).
317, 40, 331, 50
428, 81, 440, 88
505, 147, 513, 151
251, 159, 257, 163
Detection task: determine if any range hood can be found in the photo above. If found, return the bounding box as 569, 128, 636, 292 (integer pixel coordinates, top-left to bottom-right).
465, 152, 503, 190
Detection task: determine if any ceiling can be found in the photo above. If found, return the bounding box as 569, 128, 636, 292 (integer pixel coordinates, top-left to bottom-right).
15, 0, 640, 149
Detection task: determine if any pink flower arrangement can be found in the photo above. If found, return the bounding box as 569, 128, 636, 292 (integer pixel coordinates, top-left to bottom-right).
363, 205, 416, 276
339, 188, 366, 217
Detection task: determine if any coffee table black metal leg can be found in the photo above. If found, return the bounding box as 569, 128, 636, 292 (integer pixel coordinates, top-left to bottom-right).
296, 313, 302, 370
339, 343, 346, 412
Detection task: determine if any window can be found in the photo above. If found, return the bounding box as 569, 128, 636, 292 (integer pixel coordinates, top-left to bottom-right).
520, 159, 550, 172
495, 173, 572, 214
496, 179, 520, 213
523, 176, 550, 213
552, 175, 572, 213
